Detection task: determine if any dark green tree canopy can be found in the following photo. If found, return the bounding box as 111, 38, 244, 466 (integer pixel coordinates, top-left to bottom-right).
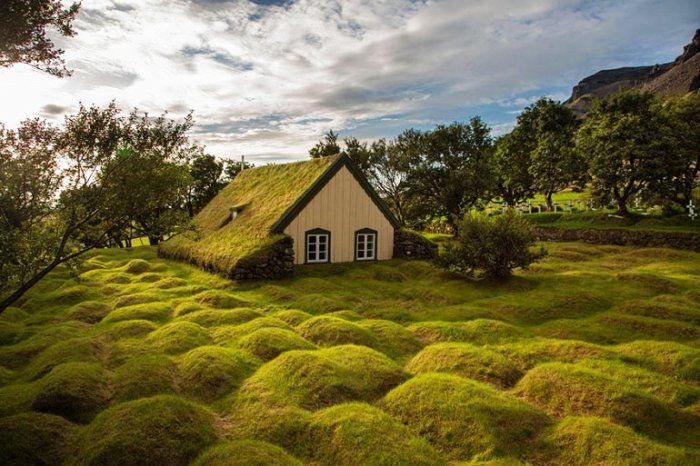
0, 0, 80, 76
309, 130, 341, 158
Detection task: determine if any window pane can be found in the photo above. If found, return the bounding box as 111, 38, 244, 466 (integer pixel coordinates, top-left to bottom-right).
319, 235, 327, 244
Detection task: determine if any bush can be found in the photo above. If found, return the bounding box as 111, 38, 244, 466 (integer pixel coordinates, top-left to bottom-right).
436, 211, 545, 279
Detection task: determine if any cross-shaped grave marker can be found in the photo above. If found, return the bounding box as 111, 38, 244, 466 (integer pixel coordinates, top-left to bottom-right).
688, 200, 697, 220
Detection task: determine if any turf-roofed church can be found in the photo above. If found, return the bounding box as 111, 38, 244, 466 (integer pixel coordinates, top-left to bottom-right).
159, 154, 401, 280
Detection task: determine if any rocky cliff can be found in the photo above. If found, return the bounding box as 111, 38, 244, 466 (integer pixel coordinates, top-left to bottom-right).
566, 29, 700, 115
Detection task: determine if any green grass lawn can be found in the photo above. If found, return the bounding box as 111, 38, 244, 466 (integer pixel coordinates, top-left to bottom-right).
1, 243, 699, 465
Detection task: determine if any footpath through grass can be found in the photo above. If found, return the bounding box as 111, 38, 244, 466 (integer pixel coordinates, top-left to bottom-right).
1, 243, 699, 465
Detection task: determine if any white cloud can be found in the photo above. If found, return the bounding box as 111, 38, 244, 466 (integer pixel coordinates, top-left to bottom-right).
0, 0, 698, 163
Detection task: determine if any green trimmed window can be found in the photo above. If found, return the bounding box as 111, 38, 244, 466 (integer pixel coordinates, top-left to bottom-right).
355, 228, 377, 261
306, 229, 330, 263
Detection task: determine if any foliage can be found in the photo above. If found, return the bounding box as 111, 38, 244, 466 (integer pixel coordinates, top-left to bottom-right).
492, 133, 536, 207
577, 90, 681, 216
0, 0, 80, 76
436, 210, 545, 279
309, 130, 341, 158
187, 154, 225, 216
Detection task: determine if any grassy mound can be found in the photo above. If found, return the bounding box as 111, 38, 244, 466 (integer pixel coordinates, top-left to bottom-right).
178, 346, 259, 402
616, 340, 700, 382
32, 362, 111, 423
0, 322, 86, 370
358, 319, 424, 360
102, 302, 172, 324
382, 373, 550, 462
512, 362, 684, 442
308, 402, 445, 466
192, 440, 303, 466
194, 290, 249, 309
145, 321, 211, 354
176, 308, 263, 327
22, 337, 100, 381
123, 259, 154, 274
492, 338, 617, 371
237, 345, 407, 410
0, 366, 15, 385
96, 319, 158, 340
297, 316, 380, 349
544, 416, 700, 465
76, 395, 218, 466
0, 320, 25, 345
212, 317, 292, 346
113, 355, 178, 402
405, 343, 522, 388
407, 319, 525, 345
112, 292, 162, 309
66, 301, 113, 323
271, 309, 313, 326
236, 328, 316, 361
593, 313, 700, 342
0, 412, 78, 466
325, 310, 363, 321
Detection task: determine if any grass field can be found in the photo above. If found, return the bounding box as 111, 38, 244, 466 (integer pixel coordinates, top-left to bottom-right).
1, 243, 699, 465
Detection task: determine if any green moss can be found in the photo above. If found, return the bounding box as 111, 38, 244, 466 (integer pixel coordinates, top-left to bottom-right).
406, 343, 523, 388
178, 346, 259, 402
544, 416, 699, 465
145, 321, 211, 354
0, 366, 15, 385
308, 402, 446, 466
75, 395, 218, 466
0, 320, 25, 345
492, 338, 617, 371
325, 310, 363, 321
271, 309, 313, 326
66, 301, 113, 324
383, 373, 550, 462
102, 302, 172, 323
212, 317, 292, 346
113, 355, 178, 402
512, 362, 687, 443
236, 327, 316, 361
0, 412, 78, 466
112, 292, 161, 308
407, 319, 525, 345
22, 337, 100, 381
616, 340, 700, 382
358, 319, 424, 360
123, 259, 153, 274
0, 382, 36, 416
0, 322, 86, 370
192, 440, 303, 466
297, 316, 381, 349
194, 290, 250, 309
32, 362, 111, 423
177, 308, 263, 327
237, 345, 407, 410
96, 319, 158, 340
0, 306, 29, 321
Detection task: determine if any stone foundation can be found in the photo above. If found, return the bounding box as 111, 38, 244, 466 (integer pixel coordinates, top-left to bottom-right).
535, 227, 700, 252
393, 229, 438, 260
233, 236, 295, 280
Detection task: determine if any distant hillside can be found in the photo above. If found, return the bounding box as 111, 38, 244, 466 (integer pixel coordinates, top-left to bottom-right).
566, 29, 700, 115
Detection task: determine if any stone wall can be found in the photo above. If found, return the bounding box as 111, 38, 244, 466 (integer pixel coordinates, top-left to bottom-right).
393, 229, 438, 260
233, 236, 295, 280
535, 227, 700, 252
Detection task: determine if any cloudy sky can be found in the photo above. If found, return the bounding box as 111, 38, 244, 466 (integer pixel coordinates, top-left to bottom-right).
0, 0, 698, 163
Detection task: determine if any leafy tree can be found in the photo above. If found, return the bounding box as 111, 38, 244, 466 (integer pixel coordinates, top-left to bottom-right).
343, 136, 373, 172
309, 130, 341, 158
512, 98, 585, 210
0, 103, 201, 313
223, 158, 252, 182
436, 210, 545, 279
0, 0, 80, 76
492, 133, 536, 207
188, 154, 225, 216
577, 91, 679, 216
406, 118, 494, 233
364, 138, 413, 225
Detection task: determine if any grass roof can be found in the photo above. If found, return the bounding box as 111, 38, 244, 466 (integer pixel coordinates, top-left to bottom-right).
159, 157, 337, 277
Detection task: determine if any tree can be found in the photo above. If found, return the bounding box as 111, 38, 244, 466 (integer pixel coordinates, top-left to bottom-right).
343, 136, 373, 172
188, 154, 225, 216
492, 133, 536, 207
577, 91, 679, 216
309, 130, 341, 158
0, 0, 81, 77
436, 210, 546, 279
0, 103, 202, 313
364, 138, 413, 225
223, 158, 252, 182
512, 98, 585, 211
406, 118, 494, 233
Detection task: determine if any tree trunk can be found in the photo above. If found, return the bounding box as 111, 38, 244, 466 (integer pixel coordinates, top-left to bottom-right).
616, 196, 630, 216
545, 192, 554, 211
0, 259, 62, 313
148, 235, 162, 246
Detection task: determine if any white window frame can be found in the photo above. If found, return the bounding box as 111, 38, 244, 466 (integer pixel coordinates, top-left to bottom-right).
306, 231, 330, 263
355, 230, 377, 261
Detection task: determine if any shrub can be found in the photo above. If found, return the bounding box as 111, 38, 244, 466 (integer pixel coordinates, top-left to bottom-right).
308, 402, 446, 466
436, 211, 545, 279
0, 412, 78, 466
192, 441, 303, 466
75, 395, 218, 466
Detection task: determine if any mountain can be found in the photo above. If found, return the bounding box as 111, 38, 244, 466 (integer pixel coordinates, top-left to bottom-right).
566, 29, 700, 115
